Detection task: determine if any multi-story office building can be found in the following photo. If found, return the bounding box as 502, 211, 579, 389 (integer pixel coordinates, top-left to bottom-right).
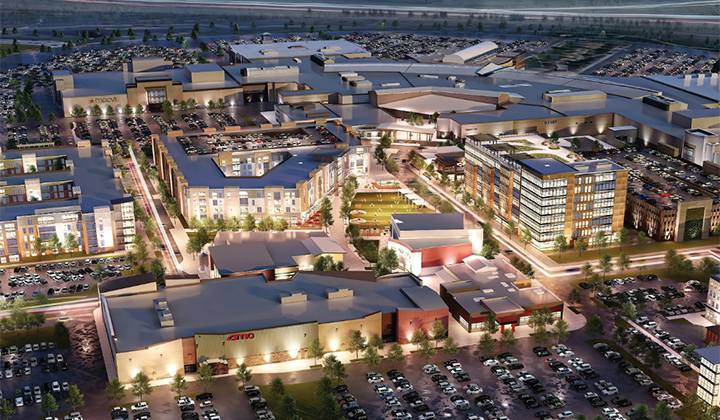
465, 136, 628, 250
697, 346, 720, 406
152, 132, 369, 226
0, 147, 135, 263
706, 275, 720, 325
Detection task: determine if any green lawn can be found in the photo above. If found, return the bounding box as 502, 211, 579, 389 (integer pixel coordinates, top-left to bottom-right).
0, 326, 69, 349
670, 318, 693, 325
260, 380, 340, 419
2, 44, 41, 55
351, 192, 421, 230
548, 235, 720, 264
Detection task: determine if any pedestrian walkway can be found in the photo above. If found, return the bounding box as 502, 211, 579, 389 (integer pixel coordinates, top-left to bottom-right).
326, 195, 368, 271
626, 318, 699, 372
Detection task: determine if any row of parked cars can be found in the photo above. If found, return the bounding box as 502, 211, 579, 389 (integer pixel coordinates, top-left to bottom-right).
242, 385, 275, 420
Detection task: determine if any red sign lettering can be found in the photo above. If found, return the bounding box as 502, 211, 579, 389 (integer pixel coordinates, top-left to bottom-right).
227, 333, 255, 341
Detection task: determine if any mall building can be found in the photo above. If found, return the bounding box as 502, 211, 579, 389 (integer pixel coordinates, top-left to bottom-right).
0, 146, 134, 263
101, 271, 448, 383
52, 57, 243, 116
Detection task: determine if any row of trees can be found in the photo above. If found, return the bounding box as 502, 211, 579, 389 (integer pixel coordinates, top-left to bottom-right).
31, 233, 79, 260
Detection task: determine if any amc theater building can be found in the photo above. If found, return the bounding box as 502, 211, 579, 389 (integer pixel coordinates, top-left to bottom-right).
101, 271, 448, 383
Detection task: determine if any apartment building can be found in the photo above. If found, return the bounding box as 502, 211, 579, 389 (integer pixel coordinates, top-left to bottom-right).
0, 147, 135, 263
465, 136, 627, 250
152, 133, 369, 225
697, 346, 720, 406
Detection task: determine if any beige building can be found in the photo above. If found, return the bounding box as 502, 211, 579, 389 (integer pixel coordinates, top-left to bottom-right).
53, 58, 243, 116
0, 147, 134, 263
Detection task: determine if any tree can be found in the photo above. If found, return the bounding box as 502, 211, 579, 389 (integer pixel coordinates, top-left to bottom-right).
41, 393, 58, 416
104, 378, 126, 403
91, 104, 102, 116
322, 354, 348, 386
520, 227, 533, 249
411, 328, 426, 351
169, 372, 188, 398
574, 236, 588, 256
375, 247, 399, 276
568, 288, 582, 306
616, 227, 632, 250
319, 197, 334, 232
269, 377, 286, 398
550, 319, 570, 343
348, 330, 366, 360
131, 371, 153, 402
0, 399, 15, 420
70, 105, 87, 118
651, 401, 673, 420
619, 302, 637, 320
150, 259, 165, 284
418, 339, 437, 364
483, 312, 500, 334
700, 256, 719, 280
134, 234, 150, 264
613, 326, 629, 346
258, 216, 274, 232
362, 346, 382, 369
423, 163, 436, 179
63, 232, 78, 257
499, 329, 516, 351
644, 349, 661, 369
48, 112, 56, 122
636, 231, 648, 246
616, 252, 631, 274
368, 333, 384, 351
386, 343, 405, 368
307, 338, 324, 366
478, 332, 495, 355
585, 314, 605, 337
598, 253, 613, 280
385, 159, 399, 172
278, 394, 298, 419
552, 234, 568, 260
442, 336, 459, 356
235, 363, 252, 386
65, 385, 85, 411
430, 320, 447, 348
580, 263, 593, 283
32, 236, 46, 261
47, 234, 61, 255
533, 325, 549, 344
161, 100, 174, 119
135, 104, 144, 114
593, 230, 608, 249
242, 213, 256, 231
196, 363, 216, 393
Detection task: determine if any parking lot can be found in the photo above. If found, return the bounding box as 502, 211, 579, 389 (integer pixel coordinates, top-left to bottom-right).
0, 316, 107, 419
178, 125, 336, 155
592, 47, 718, 77
0, 257, 132, 303
336, 333, 685, 420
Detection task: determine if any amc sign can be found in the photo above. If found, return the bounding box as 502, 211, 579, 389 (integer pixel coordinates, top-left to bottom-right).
89, 96, 119, 104
227, 333, 255, 341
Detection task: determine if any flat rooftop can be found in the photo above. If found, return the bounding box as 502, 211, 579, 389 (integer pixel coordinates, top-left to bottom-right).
229, 40, 368, 61
0, 147, 128, 220
160, 131, 349, 189
393, 213, 464, 231
209, 231, 344, 275
517, 157, 575, 176
105, 272, 444, 353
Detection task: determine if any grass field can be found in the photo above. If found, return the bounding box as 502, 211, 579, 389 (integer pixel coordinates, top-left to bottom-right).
1, 43, 41, 55
260, 380, 339, 419
547, 235, 720, 264
350, 191, 422, 230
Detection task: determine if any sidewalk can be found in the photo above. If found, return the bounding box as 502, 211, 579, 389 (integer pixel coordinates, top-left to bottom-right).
326, 195, 367, 271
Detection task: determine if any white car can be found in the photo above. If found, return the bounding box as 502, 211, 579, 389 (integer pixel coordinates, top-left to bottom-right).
602, 386, 619, 396
177, 396, 194, 407
419, 413, 437, 420
602, 408, 619, 416
441, 385, 457, 394
385, 397, 402, 407
56, 354, 64, 363
422, 364, 439, 374
199, 400, 213, 408
131, 402, 149, 412
483, 358, 499, 367
367, 375, 384, 384
47, 354, 56, 364
62, 382, 69, 392
557, 411, 575, 418
464, 384, 482, 395
63, 414, 82, 420
52, 382, 61, 393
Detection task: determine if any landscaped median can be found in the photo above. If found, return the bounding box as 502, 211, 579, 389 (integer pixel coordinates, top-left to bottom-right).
585, 339, 684, 402
259, 380, 343, 419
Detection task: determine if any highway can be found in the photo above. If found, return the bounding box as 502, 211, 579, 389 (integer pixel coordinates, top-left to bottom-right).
59, 0, 720, 24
